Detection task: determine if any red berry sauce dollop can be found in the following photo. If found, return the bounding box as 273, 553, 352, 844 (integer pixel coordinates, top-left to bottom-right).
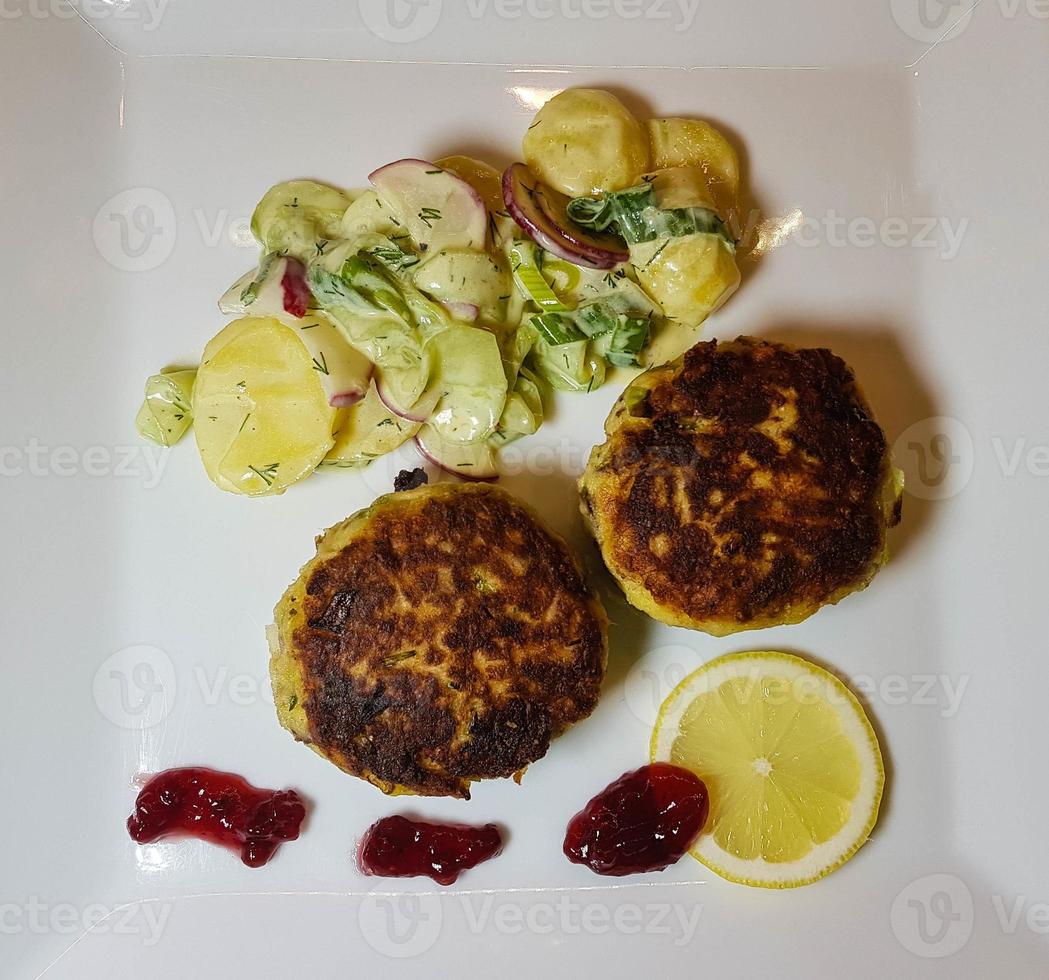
563, 763, 709, 876
358, 815, 503, 886
127, 767, 306, 868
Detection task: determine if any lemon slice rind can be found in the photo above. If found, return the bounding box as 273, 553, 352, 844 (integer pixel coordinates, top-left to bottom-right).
651, 650, 884, 889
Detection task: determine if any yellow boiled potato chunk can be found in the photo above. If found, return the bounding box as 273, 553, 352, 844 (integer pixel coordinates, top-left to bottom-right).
648, 118, 740, 222
631, 234, 740, 328
523, 88, 648, 197
193, 316, 337, 496
435, 155, 503, 212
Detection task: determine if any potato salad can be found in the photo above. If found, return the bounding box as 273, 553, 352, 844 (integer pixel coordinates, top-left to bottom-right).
135, 88, 744, 495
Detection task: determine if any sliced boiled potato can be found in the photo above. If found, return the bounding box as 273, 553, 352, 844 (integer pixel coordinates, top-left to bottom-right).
648, 118, 740, 222
193, 316, 337, 496
324, 384, 420, 466
201, 315, 259, 363
435, 155, 503, 212
647, 166, 720, 213
631, 234, 740, 329
523, 88, 648, 197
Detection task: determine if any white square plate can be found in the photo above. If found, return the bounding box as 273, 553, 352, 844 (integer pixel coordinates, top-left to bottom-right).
3, 3, 1047, 977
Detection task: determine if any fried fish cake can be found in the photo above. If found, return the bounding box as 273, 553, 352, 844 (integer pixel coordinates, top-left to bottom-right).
580, 337, 902, 635
270, 483, 608, 798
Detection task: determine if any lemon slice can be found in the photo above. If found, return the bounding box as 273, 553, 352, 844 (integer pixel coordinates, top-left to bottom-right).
651, 651, 883, 888
193, 316, 337, 496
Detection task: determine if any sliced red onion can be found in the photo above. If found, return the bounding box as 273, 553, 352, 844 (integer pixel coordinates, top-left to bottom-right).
502, 163, 626, 271
535, 185, 629, 263
328, 355, 373, 407
329, 386, 367, 408
376, 375, 442, 424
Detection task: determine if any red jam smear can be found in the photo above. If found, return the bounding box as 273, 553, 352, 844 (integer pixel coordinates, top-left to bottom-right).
127, 767, 306, 868
563, 763, 709, 876
281, 257, 311, 318
358, 815, 503, 886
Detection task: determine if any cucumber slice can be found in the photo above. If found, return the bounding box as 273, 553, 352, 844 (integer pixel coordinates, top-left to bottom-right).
324, 385, 420, 466
375, 360, 435, 420
427, 326, 508, 444
530, 336, 606, 392
414, 425, 498, 481
412, 248, 510, 323
251, 180, 352, 261
428, 325, 507, 391
340, 190, 402, 239
501, 319, 539, 382
135, 369, 196, 447
497, 372, 544, 439
320, 287, 432, 416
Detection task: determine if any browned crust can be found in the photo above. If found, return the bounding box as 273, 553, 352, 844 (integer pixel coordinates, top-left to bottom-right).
278, 484, 607, 798
581, 337, 900, 633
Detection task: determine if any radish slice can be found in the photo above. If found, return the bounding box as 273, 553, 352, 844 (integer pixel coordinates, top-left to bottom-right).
502, 163, 627, 271
293, 314, 374, 408
414, 426, 498, 481
329, 387, 368, 408
280, 257, 311, 318
218, 269, 257, 315
219, 257, 287, 317
219, 256, 313, 320
370, 159, 487, 252
441, 300, 480, 323
376, 373, 443, 423
218, 258, 373, 408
